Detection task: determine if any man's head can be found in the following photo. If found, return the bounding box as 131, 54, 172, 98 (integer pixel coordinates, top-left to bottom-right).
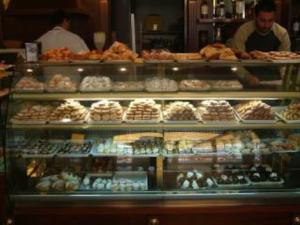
51, 10, 71, 30
255, 0, 277, 34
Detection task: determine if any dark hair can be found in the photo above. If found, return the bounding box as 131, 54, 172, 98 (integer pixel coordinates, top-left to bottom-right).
255, 0, 277, 15
51, 10, 71, 26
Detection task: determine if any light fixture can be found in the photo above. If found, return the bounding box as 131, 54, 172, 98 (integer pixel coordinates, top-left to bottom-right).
77, 68, 84, 73
26, 68, 33, 73
119, 67, 128, 72
231, 67, 238, 72
61, 118, 72, 123
172, 67, 179, 72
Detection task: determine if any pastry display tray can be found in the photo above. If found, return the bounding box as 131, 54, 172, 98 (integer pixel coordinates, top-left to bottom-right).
274, 107, 300, 124
72, 60, 101, 64
234, 110, 277, 124
79, 88, 112, 93
87, 119, 123, 125
176, 59, 206, 63
112, 171, 148, 192
212, 176, 251, 188
144, 60, 174, 64
49, 120, 86, 125
248, 178, 285, 187
14, 89, 44, 93
10, 119, 47, 125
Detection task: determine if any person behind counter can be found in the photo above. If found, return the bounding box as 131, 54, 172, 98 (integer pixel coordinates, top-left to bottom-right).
232, 0, 290, 84
233, 0, 290, 52
37, 10, 89, 53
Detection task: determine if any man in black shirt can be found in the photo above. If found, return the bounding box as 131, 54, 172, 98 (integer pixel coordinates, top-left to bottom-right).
233, 0, 290, 52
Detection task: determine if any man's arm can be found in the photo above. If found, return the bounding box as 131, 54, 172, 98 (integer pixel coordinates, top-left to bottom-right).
232, 27, 247, 52
278, 31, 291, 51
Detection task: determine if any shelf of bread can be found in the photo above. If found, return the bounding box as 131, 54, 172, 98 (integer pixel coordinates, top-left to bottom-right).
11, 91, 300, 100
26, 42, 300, 66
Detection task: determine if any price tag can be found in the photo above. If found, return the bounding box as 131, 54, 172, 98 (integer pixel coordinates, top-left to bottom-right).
71, 133, 85, 144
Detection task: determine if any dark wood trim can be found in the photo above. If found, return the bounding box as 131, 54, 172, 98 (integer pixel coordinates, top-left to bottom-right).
14, 204, 300, 215
99, 0, 111, 48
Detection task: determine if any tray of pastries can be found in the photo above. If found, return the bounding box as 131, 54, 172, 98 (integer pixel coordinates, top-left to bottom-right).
179, 80, 211, 91
88, 100, 123, 124
212, 165, 250, 188
35, 172, 81, 192
200, 43, 238, 61
164, 139, 214, 155
21, 140, 63, 158
145, 77, 178, 92
14, 77, 45, 93
275, 104, 300, 124
80, 76, 112, 92
209, 80, 243, 91
40, 48, 73, 62
72, 50, 102, 62
112, 171, 148, 192
102, 41, 138, 62
46, 74, 77, 92
215, 131, 261, 155
234, 101, 276, 123
124, 99, 162, 123
163, 101, 199, 123
112, 81, 145, 92
49, 100, 88, 124
176, 170, 215, 190
174, 53, 204, 63
11, 104, 53, 125
80, 174, 113, 191
57, 141, 93, 157
198, 100, 238, 124
247, 164, 284, 187
142, 49, 175, 63
249, 50, 300, 62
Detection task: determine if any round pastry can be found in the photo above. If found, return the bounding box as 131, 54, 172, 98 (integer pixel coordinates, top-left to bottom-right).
36, 180, 51, 192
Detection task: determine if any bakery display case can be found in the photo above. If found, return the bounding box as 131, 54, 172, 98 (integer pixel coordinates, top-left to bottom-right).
5, 58, 300, 206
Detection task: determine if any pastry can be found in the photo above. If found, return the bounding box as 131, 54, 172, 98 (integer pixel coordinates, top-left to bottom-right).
200, 44, 237, 60
80, 76, 112, 92
198, 100, 236, 121
12, 104, 53, 122
112, 178, 147, 192
102, 41, 138, 61
22, 140, 61, 155
142, 49, 174, 60
41, 48, 74, 61
179, 80, 210, 91
49, 100, 88, 122
15, 77, 44, 92
47, 74, 77, 92
72, 50, 102, 60
176, 170, 214, 189
112, 81, 145, 92
145, 77, 178, 92
58, 142, 92, 155
248, 164, 283, 183
36, 172, 80, 192
210, 80, 243, 90
90, 100, 123, 121
214, 165, 248, 185
174, 53, 202, 60
164, 101, 198, 121
125, 99, 161, 121
235, 101, 275, 120
282, 103, 300, 120
215, 131, 261, 154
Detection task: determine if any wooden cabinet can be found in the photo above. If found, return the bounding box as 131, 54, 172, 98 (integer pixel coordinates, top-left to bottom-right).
14, 204, 300, 225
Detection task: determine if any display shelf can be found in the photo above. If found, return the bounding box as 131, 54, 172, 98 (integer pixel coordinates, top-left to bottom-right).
11, 91, 300, 100
8, 122, 300, 130
22, 60, 300, 67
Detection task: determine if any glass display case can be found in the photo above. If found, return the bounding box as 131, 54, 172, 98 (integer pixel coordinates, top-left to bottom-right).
5, 60, 300, 202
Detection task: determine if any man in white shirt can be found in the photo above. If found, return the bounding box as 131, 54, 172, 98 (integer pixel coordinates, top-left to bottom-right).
37, 10, 89, 53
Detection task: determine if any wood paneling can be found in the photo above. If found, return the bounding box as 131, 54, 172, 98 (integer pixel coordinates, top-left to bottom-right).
14, 204, 300, 225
